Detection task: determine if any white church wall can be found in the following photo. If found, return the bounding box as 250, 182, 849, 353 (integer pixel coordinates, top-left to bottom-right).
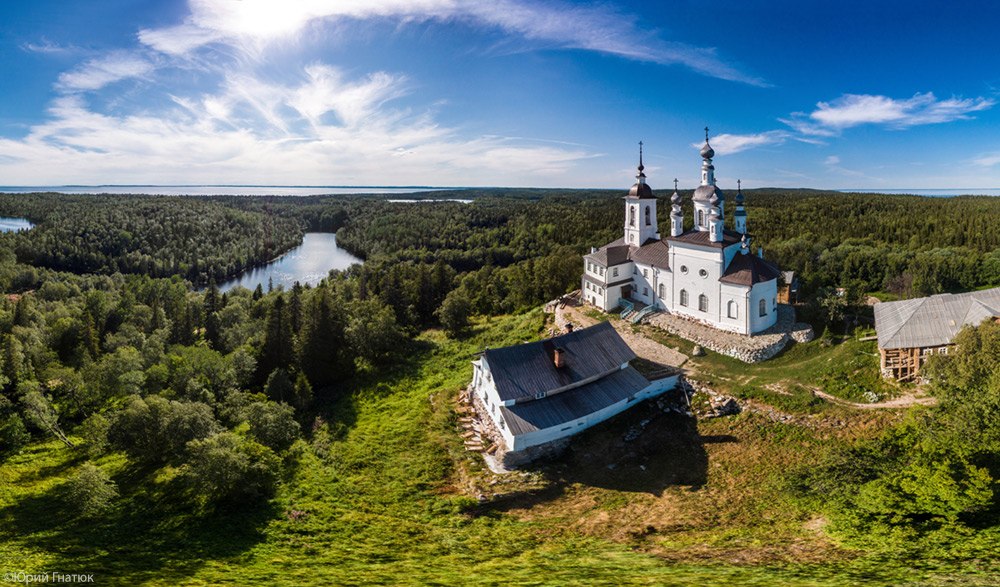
719, 282, 752, 334
669, 245, 724, 324
749, 280, 779, 333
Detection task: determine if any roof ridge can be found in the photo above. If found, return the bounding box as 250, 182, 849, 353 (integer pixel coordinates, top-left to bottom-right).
879, 297, 927, 347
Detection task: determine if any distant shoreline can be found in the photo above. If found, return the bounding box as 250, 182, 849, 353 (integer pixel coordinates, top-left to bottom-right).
0, 185, 997, 197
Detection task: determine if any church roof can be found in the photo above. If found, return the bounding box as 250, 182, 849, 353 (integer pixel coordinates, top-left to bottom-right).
630, 238, 671, 269
719, 253, 781, 286
626, 182, 656, 199
500, 366, 650, 436
667, 228, 743, 249
483, 321, 637, 402
874, 287, 1000, 350
693, 184, 725, 203
585, 238, 630, 266
587, 237, 671, 270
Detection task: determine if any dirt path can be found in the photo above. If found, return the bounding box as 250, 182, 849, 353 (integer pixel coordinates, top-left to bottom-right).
554, 302, 688, 369
810, 387, 937, 409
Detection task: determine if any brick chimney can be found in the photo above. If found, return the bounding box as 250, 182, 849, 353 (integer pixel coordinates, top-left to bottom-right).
553, 348, 566, 368
564, 322, 574, 334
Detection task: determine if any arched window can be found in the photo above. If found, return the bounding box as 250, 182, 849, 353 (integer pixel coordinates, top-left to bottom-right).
680, 289, 688, 307
727, 300, 738, 318
698, 209, 704, 226
698, 294, 708, 312
658, 283, 666, 299
629, 206, 636, 227
759, 299, 767, 317
645, 206, 651, 226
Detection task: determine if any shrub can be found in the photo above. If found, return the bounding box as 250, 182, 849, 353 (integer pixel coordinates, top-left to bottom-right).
65, 463, 118, 518
184, 432, 281, 505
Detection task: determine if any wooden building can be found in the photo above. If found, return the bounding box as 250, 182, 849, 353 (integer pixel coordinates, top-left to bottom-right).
874, 287, 1000, 381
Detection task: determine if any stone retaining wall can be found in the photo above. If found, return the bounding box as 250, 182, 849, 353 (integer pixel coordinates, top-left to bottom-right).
647, 304, 814, 363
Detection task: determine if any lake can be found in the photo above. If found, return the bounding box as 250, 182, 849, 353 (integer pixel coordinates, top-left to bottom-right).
218, 233, 362, 293
0, 217, 33, 232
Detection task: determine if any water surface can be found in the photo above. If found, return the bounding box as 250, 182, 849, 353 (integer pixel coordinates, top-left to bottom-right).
218, 233, 361, 293
0, 217, 33, 232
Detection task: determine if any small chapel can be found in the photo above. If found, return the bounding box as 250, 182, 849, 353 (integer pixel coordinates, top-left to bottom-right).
582, 130, 781, 336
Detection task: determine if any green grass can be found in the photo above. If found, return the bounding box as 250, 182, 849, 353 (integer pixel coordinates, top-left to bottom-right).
0, 310, 994, 585
640, 324, 904, 411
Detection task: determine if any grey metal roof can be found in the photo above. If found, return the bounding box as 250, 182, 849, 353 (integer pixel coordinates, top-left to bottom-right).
585, 238, 630, 267
692, 184, 725, 203
667, 228, 742, 249
500, 366, 650, 436
631, 238, 671, 269
484, 321, 637, 402
874, 287, 1000, 350
719, 253, 781, 286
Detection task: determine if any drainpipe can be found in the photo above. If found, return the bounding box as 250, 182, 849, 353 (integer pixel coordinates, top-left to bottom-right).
745, 286, 752, 334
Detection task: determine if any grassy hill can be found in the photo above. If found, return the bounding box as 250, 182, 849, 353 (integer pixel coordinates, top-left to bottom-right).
2, 310, 997, 585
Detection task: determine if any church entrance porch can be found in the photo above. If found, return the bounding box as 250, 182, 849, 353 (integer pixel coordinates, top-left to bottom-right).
621, 285, 632, 300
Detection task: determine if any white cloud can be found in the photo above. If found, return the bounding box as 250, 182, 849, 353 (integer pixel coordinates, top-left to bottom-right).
691, 130, 789, 155
57, 52, 155, 91
824, 155, 840, 165
0, 66, 592, 186
781, 92, 994, 135
138, 0, 765, 85
974, 153, 1000, 167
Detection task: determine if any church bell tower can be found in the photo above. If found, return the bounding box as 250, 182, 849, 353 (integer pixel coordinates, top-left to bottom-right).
624, 142, 660, 246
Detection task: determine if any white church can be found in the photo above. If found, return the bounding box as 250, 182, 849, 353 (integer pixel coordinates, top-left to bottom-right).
582, 131, 781, 335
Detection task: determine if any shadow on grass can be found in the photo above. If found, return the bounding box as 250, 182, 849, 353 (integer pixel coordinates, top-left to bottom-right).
0, 462, 277, 584
483, 395, 711, 514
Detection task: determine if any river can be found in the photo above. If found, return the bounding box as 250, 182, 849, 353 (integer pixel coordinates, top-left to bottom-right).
218, 233, 362, 293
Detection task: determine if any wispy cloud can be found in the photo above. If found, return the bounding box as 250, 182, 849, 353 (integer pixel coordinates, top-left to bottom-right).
0, 66, 591, 185
21, 38, 78, 55
973, 152, 1000, 167
692, 130, 789, 155
781, 92, 994, 135
138, 0, 765, 86
57, 52, 155, 92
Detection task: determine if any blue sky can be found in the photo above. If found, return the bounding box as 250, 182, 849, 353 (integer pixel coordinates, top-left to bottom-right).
1, 0, 998, 189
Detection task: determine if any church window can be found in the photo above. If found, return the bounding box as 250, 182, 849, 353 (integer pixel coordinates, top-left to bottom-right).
699, 268, 708, 278
659, 284, 666, 299
629, 234, 635, 244
698, 294, 708, 312
613, 267, 618, 277
759, 299, 767, 317
698, 210, 704, 226
629, 206, 636, 227
680, 265, 688, 274
680, 290, 688, 306
728, 300, 738, 318
643, 287, 648, 296
633, 266, 638, 275
644, 206, 651, 226
643, 269, 648, 278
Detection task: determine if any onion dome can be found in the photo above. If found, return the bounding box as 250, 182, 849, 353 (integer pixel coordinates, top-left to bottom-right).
670, 178, 681, 204
735, 179, 745, 205
710, 192, 720, 207
626, 141, 655, 199
700, 126, 714, 159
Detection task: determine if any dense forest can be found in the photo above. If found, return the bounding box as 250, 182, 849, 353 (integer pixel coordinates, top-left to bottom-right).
0, 189, 999, 583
